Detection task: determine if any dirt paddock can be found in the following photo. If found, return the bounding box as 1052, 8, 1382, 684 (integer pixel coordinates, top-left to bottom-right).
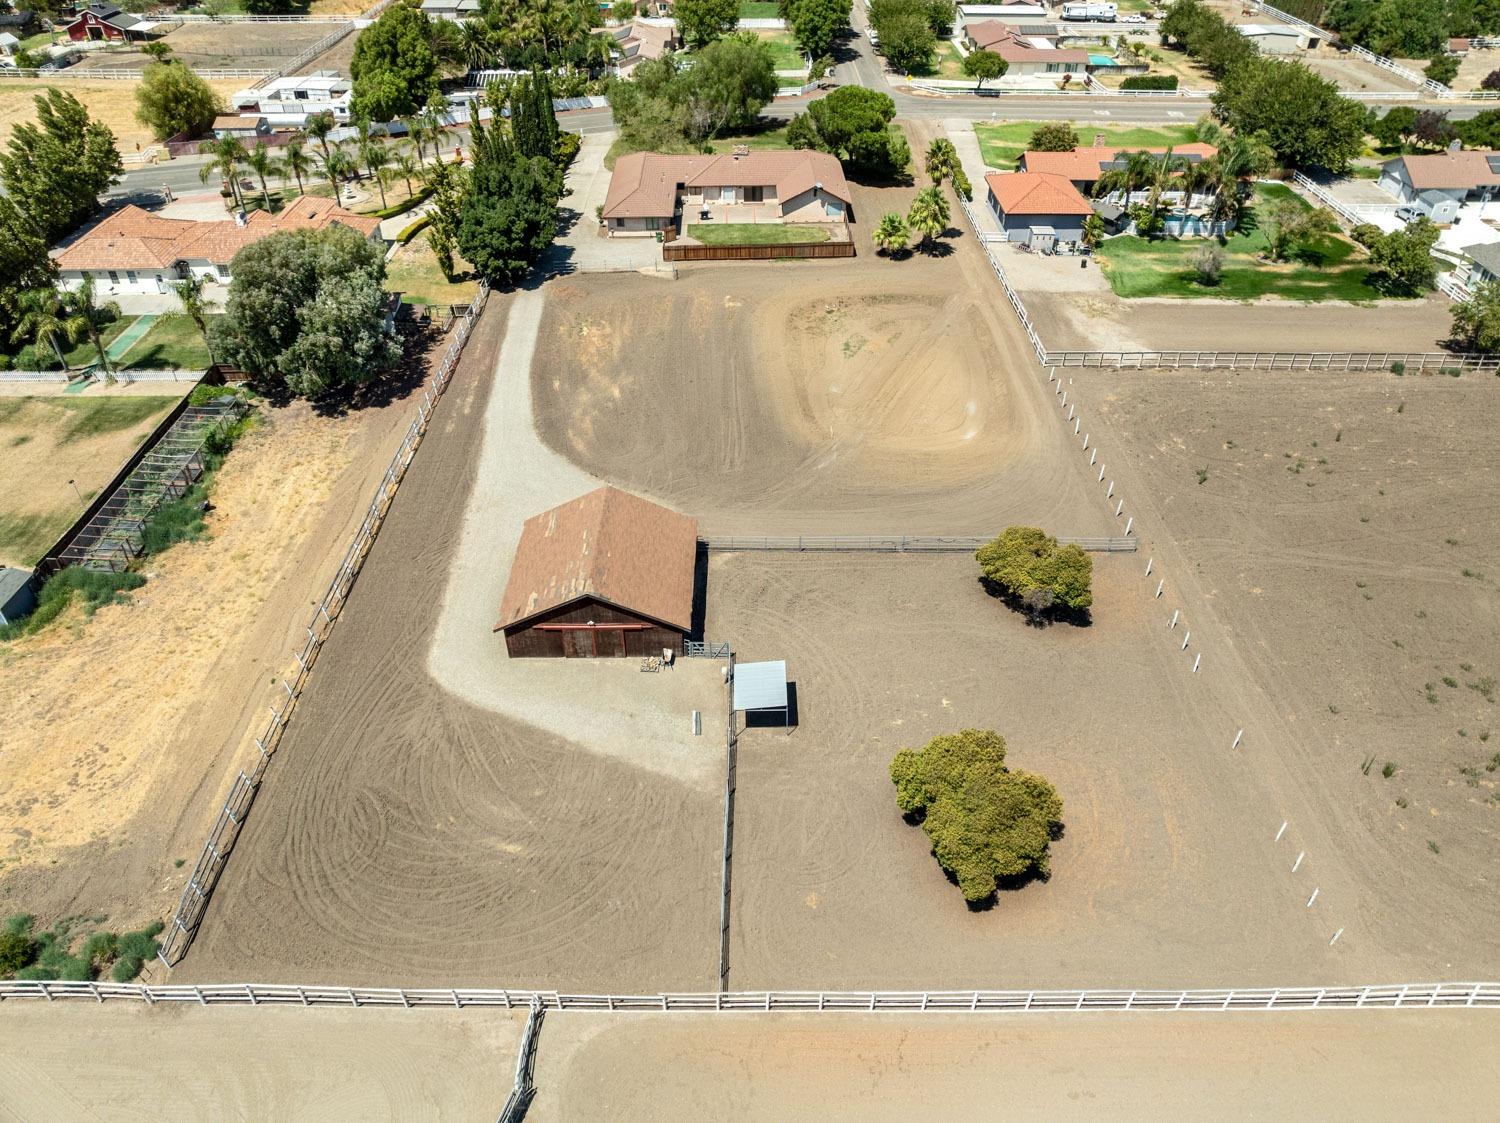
74, 22, 346, 73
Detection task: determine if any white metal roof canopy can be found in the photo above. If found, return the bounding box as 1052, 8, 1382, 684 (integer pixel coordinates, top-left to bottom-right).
733, 660, 788, 713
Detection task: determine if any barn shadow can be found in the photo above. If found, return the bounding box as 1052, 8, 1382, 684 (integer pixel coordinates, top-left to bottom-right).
690, 542, 709, 641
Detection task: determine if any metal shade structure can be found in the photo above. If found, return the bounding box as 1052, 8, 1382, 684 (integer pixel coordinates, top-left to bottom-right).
732, 660, 789, 726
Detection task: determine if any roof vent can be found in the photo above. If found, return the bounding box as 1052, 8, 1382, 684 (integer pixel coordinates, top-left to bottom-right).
732, 144, 749, 158
1449, 137, 1463, 153
233, 209, 248, 227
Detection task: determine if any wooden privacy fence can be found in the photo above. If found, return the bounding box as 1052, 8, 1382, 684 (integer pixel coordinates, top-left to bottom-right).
663, 241, 854, 263
699, 535, 1138, 553
4, 980, 1498, 1013
157, 283, 491, 968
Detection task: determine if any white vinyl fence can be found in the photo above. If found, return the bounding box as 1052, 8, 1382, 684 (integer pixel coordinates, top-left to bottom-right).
3, 980, 1497, 1013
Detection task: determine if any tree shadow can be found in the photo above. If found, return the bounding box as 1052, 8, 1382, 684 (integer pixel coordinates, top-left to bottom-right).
306, 322, 445, 417
976, 576, 1092, 628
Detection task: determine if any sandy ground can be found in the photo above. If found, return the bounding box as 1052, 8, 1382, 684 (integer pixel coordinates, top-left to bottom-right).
1450, 47, 1500, 93
0, 1004, 524, 1122
179, 297, 725, 991
1027, 289, 1455, 354
1301, 52, 1413, 94
0, 79, 245, 153
1069, 366, 1500, 979
0, 393, 179, 568
530, 1010, 1499, 1120
74, 23, 342, 74
292, 29, 358, 78
0, 386, 422, 932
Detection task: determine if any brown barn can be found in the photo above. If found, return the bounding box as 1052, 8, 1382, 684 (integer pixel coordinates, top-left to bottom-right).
496, 486, 698, 658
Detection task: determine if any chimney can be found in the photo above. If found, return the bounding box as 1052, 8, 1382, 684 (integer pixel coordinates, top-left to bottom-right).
732, 144, 749, 159
1093, 132, 1106, 146
1449, 137, 1463, 153
234, 209, 248, 227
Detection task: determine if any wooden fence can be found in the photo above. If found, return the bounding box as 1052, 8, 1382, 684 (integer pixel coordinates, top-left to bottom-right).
3, 980, 1498, 1013
663, 240, 854, 263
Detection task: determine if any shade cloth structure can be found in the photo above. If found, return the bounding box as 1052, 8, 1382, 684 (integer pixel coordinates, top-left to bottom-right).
733, 660, 789, 727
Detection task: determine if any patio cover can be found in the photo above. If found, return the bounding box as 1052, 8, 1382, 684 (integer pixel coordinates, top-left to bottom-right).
733, 660, 788, 713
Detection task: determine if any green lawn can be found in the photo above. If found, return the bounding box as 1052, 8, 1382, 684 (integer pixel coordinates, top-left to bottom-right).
4, 316, 137, 372
52, 397, 180, 442
116, 315, 215, 370
384, 230, 480, 306
689, 223, 831, 245
1097, 184, 1388, 303
606, 123, 791, 170
974, 121, 1202, 170
738, 0, 780, 17
757, 29, 807, 71
909, 39, 967, 80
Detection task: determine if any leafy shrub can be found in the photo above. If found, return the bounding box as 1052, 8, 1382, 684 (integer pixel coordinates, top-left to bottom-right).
0, 931, 34, 974
0, 569, 145, 643
1189, 242, 1224, 286
1, 916, 163, 982
1121, 74, 1179, 90
1028, 122, 1079, 152
1424, 55, 1459, 86
975, 526, 1093, 620
188, 382, 244, 407
397, 215, 432, 244
1484, 69, 1500, 92
891, 729, 1062, 903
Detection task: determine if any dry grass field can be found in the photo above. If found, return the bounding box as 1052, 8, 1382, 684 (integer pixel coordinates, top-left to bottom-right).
1073, 365, 1500, 975
73, 22, 344, 75
0, 392, 179, 568
0, 78, 245, 152
0, 385, 429, 934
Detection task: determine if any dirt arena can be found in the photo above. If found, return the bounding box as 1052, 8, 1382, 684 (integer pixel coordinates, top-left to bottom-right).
74, 22, 346, 74
0, 1004, 525, 1121
1068, 365, 1500, 977
530, 1010, 1498, 1120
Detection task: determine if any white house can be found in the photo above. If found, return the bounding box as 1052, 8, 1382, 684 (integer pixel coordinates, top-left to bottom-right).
419, 0, 479, 19
602, 149, 852, 236
231, 72, 353, 127
1236, 23, 1320, 53
1378, 150, 1500, 223
52, 196, 384, 295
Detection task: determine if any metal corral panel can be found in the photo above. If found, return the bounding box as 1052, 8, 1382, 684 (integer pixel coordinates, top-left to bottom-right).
734, 660, 788, 712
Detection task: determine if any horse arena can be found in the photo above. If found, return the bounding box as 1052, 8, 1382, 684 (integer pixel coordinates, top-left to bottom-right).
2, 167, 1496, 1115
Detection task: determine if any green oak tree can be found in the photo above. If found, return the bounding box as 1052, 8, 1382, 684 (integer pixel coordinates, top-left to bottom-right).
1211, 55, 1365, 173
0, 89, 122, 244
674, 0, 738, 47
962, 48, 1006, 90
135, 61, 222, 141
975, 526, 1093, 620
351, 0, 444, 123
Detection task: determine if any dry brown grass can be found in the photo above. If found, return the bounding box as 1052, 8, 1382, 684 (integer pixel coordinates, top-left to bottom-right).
0, 78, 246, 152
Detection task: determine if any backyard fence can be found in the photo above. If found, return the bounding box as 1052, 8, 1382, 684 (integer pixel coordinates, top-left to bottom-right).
497, 1000, 544, 1123
50, 396, 246, 574
1042, 351, 1500, 372
3, 980, 1498, 1013
662, 240, 854, 262
699, 535, 1138, 553
157, 283, 491, 968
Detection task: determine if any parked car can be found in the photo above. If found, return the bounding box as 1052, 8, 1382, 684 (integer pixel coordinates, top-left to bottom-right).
1395, 204, 1424, 224
1121, 12, 1148, 22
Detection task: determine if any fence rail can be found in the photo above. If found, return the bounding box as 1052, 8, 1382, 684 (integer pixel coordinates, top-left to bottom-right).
3, 980, 1497, 1012
663, 240, 853, 262
158, 282, 491, 968
1042, 350, 1499, 372
699, 535, 1137, 552
683, 640, 731, 658
497, 999, 543, 1123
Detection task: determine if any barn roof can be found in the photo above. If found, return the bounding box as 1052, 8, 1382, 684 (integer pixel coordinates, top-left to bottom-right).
497, 486, 699, 633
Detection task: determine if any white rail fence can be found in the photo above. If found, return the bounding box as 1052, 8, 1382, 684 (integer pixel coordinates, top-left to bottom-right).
0, 65, 275, 79
251, 22, 357, 89
1290, 171, 1400, 226
699, 535, 1138, 552
3, 980, 1497, 1012
157, 282, 491, 968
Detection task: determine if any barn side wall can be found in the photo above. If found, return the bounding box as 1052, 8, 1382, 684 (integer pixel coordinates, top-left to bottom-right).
503, 597, 685, 658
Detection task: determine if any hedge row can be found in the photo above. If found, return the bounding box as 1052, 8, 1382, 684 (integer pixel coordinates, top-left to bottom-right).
1120, 75, 1180, 90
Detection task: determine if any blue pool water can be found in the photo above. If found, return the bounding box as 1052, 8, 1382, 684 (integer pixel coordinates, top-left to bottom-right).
1089, 54, 1117, 66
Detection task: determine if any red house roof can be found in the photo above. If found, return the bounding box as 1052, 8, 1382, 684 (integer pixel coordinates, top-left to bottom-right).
985, 172, 1093, 216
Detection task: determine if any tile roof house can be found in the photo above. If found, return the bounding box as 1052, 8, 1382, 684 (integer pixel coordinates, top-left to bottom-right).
985, 171, 1093, 244
612, 19, 679, 74
962, 20, 1088, 76
1378, 150, 1500, 221
496, 486, 699, 658
602, 148, 852, 236
52, 196, 383, 295
1018, 143, 1218, 189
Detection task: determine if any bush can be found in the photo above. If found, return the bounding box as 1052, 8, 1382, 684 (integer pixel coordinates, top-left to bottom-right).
1425, 55, 1459, 86
0, 569, 146, 643
1028, 122, 1079, 152
1121, 74, 1179, 90
397, 215, 432, 244
555, 129, 581, 171
0, 931, 34, 974
1189, 242, 1224, 286
367, 182, 435, 220
1483, 69, 1500, 92
890, 729, 1062, 903
975, 526, 1092, 621
0, 916, 163, 982
1350, 222, 1383, 248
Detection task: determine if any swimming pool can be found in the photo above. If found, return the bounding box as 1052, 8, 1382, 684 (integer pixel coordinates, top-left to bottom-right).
1089, 54, 1120, 66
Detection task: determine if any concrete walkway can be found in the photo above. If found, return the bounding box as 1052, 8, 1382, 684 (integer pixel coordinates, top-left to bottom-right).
425, 290, 722, 788
547, 131, 671, 276
943, 118, 1004, 238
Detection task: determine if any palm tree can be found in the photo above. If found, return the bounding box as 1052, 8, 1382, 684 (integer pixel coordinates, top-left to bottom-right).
906, 186, 950, 251
924, 138, 959, 187
420, 102, 447, 164
351, 119, 382, 180
1093, 149, 1156, 206
365, 143, 392, 208
243, 142, 277, 213
1141, 148, 1187, 219
279, 137, 313, 197
303, 111, 338, 172
323, 144, 356, 204
1081, 213, 1105, 249
199, 136, 248, 211
391, 145, 421, 198
167, 274, 214, 364
872, 212, 909, 255
62, 277, 120, 378
460, 20, 494, 71
11, 287, 84, 370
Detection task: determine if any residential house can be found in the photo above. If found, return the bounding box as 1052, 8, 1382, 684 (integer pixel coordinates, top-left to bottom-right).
985, 171, 1093, 245
1461, 241, 1500, 286
0, 9, 37, 36
1235, 23, 1319, 53
52, 196, 383, 295
212, 114, 270, 140
612, 20, 678, 75
0, 30, 19, 56
1018, 142, 1218, 193
231, 72, 353, 126
419, 0, 479, 19
64, 3, 161, 42
962, 20, 1088, 77
603, 148, 851, 236
1378, 150, 1500, 223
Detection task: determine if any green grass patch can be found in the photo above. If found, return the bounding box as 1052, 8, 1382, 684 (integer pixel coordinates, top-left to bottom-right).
909, 39, 967, 80
1096, 184, 1387, 303
689, 223, 832, 245
117, 315, 215, 371
384, 230, 480, 306
54, 396, 177, 443
0, 569, 146, 643
973, 121, 1200, 170
3, 316, 136, 372
755, 29, 806, 71
738, 0, 780, 16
